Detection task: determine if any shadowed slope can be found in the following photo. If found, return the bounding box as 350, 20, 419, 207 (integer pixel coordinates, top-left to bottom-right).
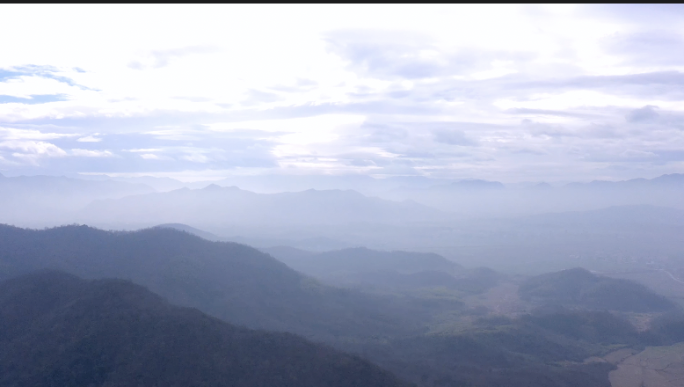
0, 224, 422, 341
0, 271, 410, 387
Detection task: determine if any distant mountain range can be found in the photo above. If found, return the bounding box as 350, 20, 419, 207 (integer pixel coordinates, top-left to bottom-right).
0, 271, 409, 387
0, 174, 153, 225
386, 173, 684, 215
2, 172, 683, 225
79, 185, 449, 227
261, 246, 503, 294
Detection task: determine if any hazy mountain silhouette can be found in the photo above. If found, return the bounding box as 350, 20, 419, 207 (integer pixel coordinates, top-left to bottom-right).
79, 185, 449, 227
0, 174, 154, 225
263, 246, 462, 276
260, 246, 499, 293
385, 173, 684, 216
155, 223, 224, 241
0, 270, 409, 387
0, 224, 424, 341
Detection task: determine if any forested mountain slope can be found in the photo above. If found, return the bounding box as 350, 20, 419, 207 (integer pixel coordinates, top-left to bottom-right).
0, 271, 410, 387
0, 224, 423, 341
519, 268, 677, 312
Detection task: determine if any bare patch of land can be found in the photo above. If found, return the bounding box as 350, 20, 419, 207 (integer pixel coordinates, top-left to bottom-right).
609, 343, 684, 387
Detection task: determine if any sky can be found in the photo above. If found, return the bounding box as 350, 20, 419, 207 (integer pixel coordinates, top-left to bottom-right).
1, 4, 684, 183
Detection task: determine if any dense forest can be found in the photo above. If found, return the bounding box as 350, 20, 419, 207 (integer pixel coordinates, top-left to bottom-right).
0, 271, 408, 387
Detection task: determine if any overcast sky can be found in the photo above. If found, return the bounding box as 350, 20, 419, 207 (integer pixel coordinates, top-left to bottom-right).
1, 5, 683, 183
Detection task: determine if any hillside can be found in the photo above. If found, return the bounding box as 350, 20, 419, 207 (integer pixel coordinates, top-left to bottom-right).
264, 246, 503, 295
518, 268, 677, 312
0, 271, 409, 387
0, 224, 424, 341
263, 246, 462, 276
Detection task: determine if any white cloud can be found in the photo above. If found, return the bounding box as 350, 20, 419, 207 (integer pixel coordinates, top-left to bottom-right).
0, 140, 67, 157
0, 127, 75, 140
181, 153, 209, 163
0, 5, 683, 181
77, 135, 102, 142
0, 76, 76, 99
70, 149, 114, 157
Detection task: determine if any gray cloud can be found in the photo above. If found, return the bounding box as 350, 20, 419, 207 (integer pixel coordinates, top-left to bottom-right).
626, 105, 659, 123
325, 30, 533, 80
604, 30, 684, 67
433, 129, 478, 146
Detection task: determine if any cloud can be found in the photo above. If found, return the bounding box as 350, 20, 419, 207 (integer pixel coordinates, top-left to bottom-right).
0, 127, 75, 140
0, 65, 86, 89
76, 135, 102, 142
0, 94, 68, 104
2, 7, 684, 182
0, 140, 67, 157
128, 46, 220, 70
0, 75, 79, 99
626, 105, 659, 123
603, 30, 684, 67
433, 129, 478, 146
181, 153, 209, 163
140, 153, 163, 160
326, 30, 531, 80
70, 149, 114, 158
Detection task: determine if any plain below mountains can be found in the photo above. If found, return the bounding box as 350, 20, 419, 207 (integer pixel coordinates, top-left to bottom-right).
0, 270, 409, 387
78, 185, 449, 227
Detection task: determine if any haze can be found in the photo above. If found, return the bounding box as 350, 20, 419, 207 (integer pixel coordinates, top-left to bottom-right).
2, 5, 684, 387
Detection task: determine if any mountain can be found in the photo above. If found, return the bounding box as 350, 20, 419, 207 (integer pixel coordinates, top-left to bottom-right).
0, 174, 154, 225
79, 185, 449, 227
518, 268, 677, 312
263, 246, 504, 295
263, 246, 462, 276
155, 223, 224, 241
0, 224, 424, 341
566, 173, 684, 190
384, 173, 684, 216
0, 270, 409, 387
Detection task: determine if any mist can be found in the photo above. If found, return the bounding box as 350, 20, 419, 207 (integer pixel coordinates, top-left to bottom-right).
2, 5, 684, 387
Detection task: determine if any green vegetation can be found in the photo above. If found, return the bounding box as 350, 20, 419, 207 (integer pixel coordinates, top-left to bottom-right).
519, 268, 676, 312
1, 224, 682, 387
0, 271, 410, 387
0, 224, 425, 341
